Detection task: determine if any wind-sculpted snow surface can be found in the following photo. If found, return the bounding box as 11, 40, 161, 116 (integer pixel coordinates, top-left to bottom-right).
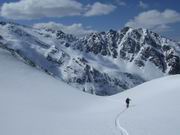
0, 21, 180, 95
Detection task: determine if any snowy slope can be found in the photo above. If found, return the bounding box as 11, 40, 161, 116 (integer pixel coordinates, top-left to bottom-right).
1, 22, 180, 95
0, 48, 115, 135
1, 48, 180, 135
110, 75, 180, 135
0, 22, 145, 95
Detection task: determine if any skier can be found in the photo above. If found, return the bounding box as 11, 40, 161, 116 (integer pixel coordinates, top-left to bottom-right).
125, 98, 131, 108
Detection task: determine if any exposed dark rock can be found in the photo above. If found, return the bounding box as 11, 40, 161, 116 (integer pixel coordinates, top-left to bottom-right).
1, 22, 180, 96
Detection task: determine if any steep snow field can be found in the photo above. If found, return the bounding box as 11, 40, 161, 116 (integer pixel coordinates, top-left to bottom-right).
0, 48, 180, 135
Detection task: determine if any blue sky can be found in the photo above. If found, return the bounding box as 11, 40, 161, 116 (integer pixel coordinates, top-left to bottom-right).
0, 0, 180, 40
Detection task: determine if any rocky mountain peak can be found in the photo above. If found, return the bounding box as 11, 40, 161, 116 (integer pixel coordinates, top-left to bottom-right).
0, 22, 180, 95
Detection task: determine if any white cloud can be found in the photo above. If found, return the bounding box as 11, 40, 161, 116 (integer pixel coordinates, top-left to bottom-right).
125, 9, 180, 32
33, 22, 96, 36
0, 0, 116, 20
1, 0, 83, 19
139, 1, 148, 9
84, 2, 116, 17
114, 0, 126, 6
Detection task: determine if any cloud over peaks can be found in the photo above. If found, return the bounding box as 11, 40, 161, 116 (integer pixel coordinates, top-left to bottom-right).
85, 2, 116, 17
126, 9, 180, 32
0, 0, 116, 20
33, 22, 96, 36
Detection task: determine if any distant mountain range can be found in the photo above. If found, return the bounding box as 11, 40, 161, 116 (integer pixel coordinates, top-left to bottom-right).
0, 21, 180, 95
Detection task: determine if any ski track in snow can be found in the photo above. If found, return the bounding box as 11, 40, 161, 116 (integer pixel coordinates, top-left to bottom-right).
115, 108, 129, 135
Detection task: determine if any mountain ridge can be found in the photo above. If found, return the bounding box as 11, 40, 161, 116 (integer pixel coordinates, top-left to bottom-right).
0, 21, 180, 95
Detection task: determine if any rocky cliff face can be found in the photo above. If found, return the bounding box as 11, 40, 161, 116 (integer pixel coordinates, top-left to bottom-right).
72, 27, 180, 76
0, 21, 180, 95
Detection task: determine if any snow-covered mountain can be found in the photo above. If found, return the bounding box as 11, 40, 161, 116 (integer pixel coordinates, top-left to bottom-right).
0, 21, 180, 95
0, 47, 180, 135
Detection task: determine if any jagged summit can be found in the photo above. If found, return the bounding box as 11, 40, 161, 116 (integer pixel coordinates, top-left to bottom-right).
0, 21, 180, 95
